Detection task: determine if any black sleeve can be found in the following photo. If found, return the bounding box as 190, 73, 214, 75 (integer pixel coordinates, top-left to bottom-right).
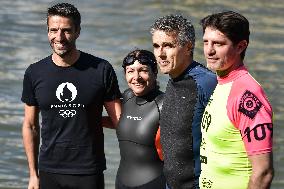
21, 65, 38, 106
103, 62, 122, 101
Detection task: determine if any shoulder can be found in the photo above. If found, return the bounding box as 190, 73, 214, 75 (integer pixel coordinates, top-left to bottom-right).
154, 90, 164, 111
25, 55, 52, 75
228, 73, 272, 122
231, 73, 267, 98
34, 55, 52, 67
122, 88, 135, 104
187, 62, 217, 96
80, 51, 111, 67
78, 52, 116, 77
189, 61, 217, 85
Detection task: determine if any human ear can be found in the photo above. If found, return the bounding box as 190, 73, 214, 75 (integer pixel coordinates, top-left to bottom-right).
75, 26, 81, 39
237, 40, 248, 54
185, 42, 193, 56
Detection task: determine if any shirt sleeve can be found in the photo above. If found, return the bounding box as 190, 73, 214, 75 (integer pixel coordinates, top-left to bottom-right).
103, 62, 122, 101
228, 80, 273, 156
21, 65, 38, 106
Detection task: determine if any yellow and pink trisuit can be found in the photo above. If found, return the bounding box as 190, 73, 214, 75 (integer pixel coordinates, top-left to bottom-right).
200, 65, 273, 189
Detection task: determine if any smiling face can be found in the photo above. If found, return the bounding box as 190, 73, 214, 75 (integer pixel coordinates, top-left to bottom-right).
125, 60, 156, 96
152, 30, 191, 78
203, 27, 247, 77
47, 15, 80, 58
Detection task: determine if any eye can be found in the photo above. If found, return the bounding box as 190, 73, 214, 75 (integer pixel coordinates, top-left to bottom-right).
214, 41, 224, 47
215, 43, 222, 47
164, 42, 175, 48
126, 70, 134, 74
153, 43, 159, 48
141, 69, 149, 73
49, 28, 58, 33
62, 28, 72, 34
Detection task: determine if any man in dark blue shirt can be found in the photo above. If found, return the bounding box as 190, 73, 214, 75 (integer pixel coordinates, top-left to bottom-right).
150, 14, 217, 189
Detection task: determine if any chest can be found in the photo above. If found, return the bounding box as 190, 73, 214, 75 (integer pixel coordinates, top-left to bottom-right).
33, 68, 105, 110
201, 84, 242, 147
117, 98, 159, 146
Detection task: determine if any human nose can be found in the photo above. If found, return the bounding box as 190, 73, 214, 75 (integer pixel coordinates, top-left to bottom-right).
157, 47, 166, 58
132, 70, 140, 80
55, 30, 64, 41
206, 43, 215, 55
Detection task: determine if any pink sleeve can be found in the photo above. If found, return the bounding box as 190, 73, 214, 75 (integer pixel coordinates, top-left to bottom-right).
227, 77, 273, 156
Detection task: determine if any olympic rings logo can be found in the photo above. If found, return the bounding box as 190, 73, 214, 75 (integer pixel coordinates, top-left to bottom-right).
59, 109, 76, 118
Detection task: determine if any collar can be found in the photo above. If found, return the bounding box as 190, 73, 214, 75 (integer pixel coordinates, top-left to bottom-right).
217, 64, 248, 84
171, 61, 198, 82
135, 87, 160, 105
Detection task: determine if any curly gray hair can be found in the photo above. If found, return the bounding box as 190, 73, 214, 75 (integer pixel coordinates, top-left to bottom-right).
150, 14, 195, 52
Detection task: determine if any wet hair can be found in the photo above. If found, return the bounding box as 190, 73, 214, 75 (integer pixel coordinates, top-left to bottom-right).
200, 11, 250, 60
47, 3, 81, 30
122, 49, 158, 75
150, 14, 195, 53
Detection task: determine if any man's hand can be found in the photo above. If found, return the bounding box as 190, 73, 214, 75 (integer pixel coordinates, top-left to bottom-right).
28, 175, 39, 189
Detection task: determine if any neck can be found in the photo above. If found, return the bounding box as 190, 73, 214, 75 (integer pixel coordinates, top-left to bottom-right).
52, 49, 80, 67
170, 57, 192, 79
217, 60, 243, 78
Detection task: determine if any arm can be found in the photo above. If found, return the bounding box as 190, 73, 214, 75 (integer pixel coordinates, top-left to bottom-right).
101, 116, 115, 129
104, 99, 122, 128
227, 81, 274, 189
247, 153, 274, 189
22, 104, 40, 189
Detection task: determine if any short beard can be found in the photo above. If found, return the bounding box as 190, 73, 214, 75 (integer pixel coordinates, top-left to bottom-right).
54, 49, 70, 58
50, 42, 75, 58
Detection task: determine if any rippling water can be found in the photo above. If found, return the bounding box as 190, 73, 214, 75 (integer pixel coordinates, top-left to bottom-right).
0, 0, 283, 188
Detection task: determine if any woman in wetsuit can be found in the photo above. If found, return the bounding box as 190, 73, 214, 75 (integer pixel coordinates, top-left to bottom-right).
115, 49, 166, 189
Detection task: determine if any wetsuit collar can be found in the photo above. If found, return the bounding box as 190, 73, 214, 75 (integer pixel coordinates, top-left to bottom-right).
136, 87, 160, 105
171, 60, 198, 82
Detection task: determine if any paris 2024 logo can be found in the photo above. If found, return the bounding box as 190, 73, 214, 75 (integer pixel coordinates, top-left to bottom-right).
50, 82, 85, 118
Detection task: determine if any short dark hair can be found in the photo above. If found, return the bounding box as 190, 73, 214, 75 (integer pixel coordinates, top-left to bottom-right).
200, 11, 250, 59
150, 14, 195, 54
47, 3, 81, 30
122, 49, 158, 75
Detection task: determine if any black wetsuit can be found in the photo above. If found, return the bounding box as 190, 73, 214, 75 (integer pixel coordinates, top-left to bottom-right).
116, 88, 166, 189
160, 61, 217, 189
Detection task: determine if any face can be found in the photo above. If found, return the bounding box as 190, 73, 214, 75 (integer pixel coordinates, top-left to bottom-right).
203, 27, 246, 76
152, 30, 191, 78
125, 60, 156, 96
47, 15, 80, 58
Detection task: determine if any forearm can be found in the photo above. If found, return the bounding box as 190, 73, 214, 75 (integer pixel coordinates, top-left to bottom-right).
22, 122, 40, 177
247, 153, 274, 189
247, 169, 274, 189
101, 116, 115, 129
104, 99, 122, 127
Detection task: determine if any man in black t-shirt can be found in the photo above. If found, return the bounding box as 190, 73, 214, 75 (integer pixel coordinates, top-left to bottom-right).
21, 3, 121, 189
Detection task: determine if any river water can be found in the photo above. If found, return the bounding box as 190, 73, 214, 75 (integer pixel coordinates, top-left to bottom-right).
0, 0, 283, 188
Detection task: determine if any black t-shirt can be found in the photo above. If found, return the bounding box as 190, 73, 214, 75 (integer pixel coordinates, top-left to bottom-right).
21, 51, 121, 174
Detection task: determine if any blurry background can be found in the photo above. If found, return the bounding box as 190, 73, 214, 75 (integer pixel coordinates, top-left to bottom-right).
0, 0, 283, 188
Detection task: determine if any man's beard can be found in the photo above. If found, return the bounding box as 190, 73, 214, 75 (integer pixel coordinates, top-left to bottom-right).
50, 41, 76, 58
